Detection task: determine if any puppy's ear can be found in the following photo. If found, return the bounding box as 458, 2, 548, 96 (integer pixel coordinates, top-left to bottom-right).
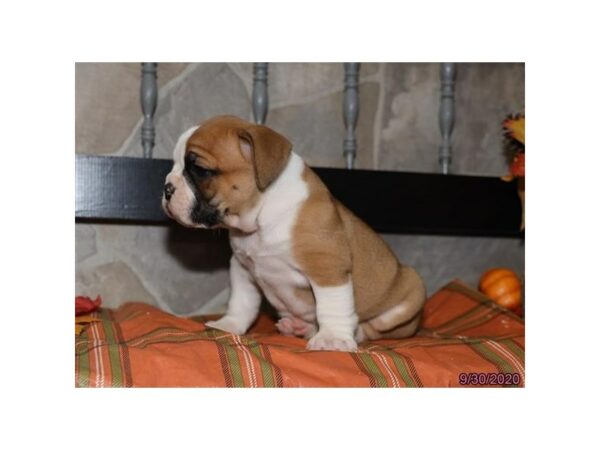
239, 125, 292, 191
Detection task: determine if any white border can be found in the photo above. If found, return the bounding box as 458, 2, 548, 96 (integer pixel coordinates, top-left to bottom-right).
3, 0, 600, 448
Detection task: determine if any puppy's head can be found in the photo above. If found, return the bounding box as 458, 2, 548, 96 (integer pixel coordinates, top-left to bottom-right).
162, 115, 292, 231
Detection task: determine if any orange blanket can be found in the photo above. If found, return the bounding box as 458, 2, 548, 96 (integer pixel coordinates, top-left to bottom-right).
75, 280, 524, 387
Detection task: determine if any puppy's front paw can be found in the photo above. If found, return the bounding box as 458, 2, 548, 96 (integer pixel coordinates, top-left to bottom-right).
307, 329, 358, 352
205, 316, 247, 335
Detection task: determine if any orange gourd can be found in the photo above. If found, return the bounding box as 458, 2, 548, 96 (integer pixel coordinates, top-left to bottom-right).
479, 268, 522, 311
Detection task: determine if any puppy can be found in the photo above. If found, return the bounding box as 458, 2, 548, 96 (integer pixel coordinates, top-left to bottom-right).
162, 115, 426, 351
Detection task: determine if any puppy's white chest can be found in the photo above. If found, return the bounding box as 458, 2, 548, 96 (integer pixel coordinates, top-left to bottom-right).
228, 152, 313, 317
231, 231, 312, 318
232, 233, 304, 288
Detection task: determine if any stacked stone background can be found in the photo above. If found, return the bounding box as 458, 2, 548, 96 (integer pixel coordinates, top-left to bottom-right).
75, 62, 525, 315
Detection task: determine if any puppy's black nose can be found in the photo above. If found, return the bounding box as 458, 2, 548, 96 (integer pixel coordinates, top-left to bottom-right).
164, 182, 176, 201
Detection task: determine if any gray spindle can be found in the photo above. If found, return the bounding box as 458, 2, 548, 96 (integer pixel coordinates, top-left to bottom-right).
141, 63, 158, 158
252, 63, 269, 124
343, 63, 360, 169
438, 63, 456, 174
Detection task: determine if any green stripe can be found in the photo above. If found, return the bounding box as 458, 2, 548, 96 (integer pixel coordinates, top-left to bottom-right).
444, 311, 501, 335
217, 344, 233, 387
445, 282, 524, 322
129, 332, 211, 349
262, 345, 283, 387
357, 353, 388, 387
502, 338, 525, 362
99, 309, 123, 388
122, 327, 217, 349
75, 334, 80, 387
510, 337, 525, 351
115, 309, 146, 323
469, 341, 516, 385
432, 304, 488, 333
351, 353, 376, 387
245, 338, 276, 388
374, 334, 524, 354
381, 350, 417, 387
404, 356, 424, 387
76, 335, 90, 387
110, 310, 133, 388
224, 342, 245, 387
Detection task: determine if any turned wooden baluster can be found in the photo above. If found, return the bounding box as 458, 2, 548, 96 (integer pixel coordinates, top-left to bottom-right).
438, 63, 456, 174
343, 63, 360, 169
141, 63, 158, 158
252, 63, 269, 124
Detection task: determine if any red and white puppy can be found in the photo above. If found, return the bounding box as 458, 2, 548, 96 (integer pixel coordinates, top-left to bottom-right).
162, 115, 426, 351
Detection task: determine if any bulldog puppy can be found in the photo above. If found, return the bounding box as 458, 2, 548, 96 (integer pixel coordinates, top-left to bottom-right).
162, 115, 426, 351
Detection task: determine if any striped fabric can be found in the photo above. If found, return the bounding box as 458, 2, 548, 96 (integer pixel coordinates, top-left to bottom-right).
75, 280, 524, 387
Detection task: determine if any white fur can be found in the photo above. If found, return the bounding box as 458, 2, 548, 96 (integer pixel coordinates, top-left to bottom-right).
161, 126, 204, 227
164, 127, 360, 351
307, 280, 358, 351
172, 126, 199, 175
205, 256, 262, 334
212, 152, 360, 351
228, 152, 315, 321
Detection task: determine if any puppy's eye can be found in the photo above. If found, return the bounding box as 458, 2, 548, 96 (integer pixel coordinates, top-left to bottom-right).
194, 166, 217, 178
184, 153, 218, 178
185, 163, 217, 179
185, 152, 198, 164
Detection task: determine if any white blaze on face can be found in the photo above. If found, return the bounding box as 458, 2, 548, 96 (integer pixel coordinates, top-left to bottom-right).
172, 126, 199, 175
162, 126, 200, 226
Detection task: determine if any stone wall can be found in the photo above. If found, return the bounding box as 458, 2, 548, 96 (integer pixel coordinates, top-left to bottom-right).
75, 62, 525, 315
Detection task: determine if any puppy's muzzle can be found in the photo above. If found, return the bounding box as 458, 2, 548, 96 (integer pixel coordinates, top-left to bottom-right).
164, 182, 175, 201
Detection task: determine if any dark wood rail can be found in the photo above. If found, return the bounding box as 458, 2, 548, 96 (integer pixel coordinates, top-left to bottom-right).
75, 155, 522, 237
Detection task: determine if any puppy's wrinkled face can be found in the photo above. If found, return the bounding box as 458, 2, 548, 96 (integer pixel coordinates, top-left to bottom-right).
162, 115, 291, 231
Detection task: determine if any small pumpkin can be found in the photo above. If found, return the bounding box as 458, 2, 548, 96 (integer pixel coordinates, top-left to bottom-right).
479, 268, 522, 311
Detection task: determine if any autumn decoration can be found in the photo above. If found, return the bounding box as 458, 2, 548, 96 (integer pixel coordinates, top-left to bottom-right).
501, 114, 525, 230
75, 295, 102, 335
479, 268, 522, 314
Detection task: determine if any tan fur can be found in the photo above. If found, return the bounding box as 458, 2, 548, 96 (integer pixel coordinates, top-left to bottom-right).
292, 167, 352, 287
184, 115, 293, 217
167, 115, 426, 342
292, 286, 318, 313
239, 126, 292, 191
184, 116, 261, 219
293, 165, 426, 337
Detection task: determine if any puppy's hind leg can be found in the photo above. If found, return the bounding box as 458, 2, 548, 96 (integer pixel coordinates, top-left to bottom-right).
275, 316, 317, 338
358, 312, 422, 341
358, 268, 426, 341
